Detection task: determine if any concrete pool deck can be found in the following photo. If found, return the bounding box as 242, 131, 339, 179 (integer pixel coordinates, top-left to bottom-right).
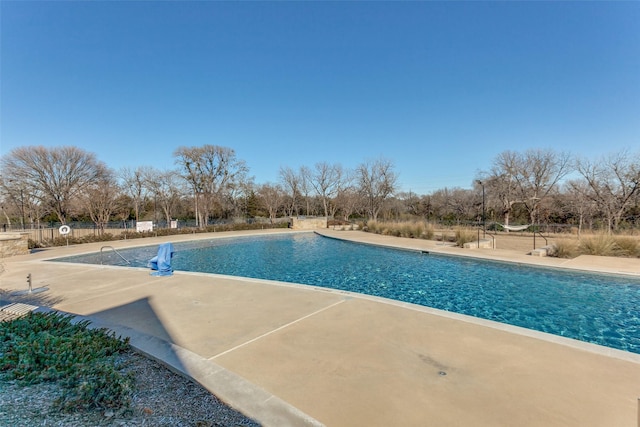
1, 229, 639, 426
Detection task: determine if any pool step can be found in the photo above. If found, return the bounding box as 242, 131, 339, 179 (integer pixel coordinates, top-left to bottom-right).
530, 245, 553, 257
463, 239, 493, 249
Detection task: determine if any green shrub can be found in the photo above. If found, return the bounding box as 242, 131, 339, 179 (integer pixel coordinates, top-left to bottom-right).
56, 361, 133, 412
0, 312, 132, 412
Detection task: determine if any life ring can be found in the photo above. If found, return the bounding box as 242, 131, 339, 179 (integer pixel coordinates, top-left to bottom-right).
59, 225, 71, 235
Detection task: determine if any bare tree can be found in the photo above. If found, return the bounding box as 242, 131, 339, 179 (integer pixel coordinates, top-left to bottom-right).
113, 193, 134, 227
0, 176, 46, 229
119, 166, 151, 221
257, 183, 285, 223
478, 151, 521, 227
334, 187, 361, 222
573, 150, 640, 232
563, 180, 598, 235
517, 149, 572, 224
174, 145, 249, 227
307, 162, 344, 218
427, 189, 448, 222
82, 171, 121, 234
357, 158, 398, 221
428, 187, 476, 224
298, 166, 313, 216
482, 149, 572, 227
332, 170, 359, 221
416, 194, 434, 220
384, 195, 410, 221
145, 168, 185, 226
0, 146, 108, 224
279, 166, 302, 217
397, 190, 421, 217
226, 178, 256, 219
0, 191, 12, 228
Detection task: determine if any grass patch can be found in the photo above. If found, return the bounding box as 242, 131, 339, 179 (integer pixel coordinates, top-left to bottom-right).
0, 311, 132, 413
613, 236, 640, 257
454, 227, 476, 247
578, 235, 617, 257
549, 240, 579, 259
549, 235, 640, 258
363, 220, 434, 240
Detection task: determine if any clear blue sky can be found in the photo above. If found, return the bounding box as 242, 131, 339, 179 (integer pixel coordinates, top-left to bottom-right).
2, 1, 638, 194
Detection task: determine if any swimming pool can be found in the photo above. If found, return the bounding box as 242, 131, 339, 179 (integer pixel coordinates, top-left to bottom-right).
54, 233, 640, 354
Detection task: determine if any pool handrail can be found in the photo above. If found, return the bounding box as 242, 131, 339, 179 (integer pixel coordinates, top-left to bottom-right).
100, 246, 131, 265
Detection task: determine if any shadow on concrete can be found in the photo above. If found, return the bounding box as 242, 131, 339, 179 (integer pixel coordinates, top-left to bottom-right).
83, 297, 192, 386
86, 297, 175, 343
1, 294, 264, 426
0, 288, 64, 308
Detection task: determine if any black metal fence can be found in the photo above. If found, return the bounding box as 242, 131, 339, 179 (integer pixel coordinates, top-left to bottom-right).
1, 217, 289, 245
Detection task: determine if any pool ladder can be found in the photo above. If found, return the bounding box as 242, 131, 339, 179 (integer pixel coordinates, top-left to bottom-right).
100, 246, 131, 265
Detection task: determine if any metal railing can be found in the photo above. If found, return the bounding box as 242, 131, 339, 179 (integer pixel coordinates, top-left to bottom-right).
100, 246, 131, 265
486, 232, 496, 249
533, 231, 548, 250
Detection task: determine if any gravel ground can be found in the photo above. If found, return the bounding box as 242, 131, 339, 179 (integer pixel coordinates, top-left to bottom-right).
0, 285, 259, 427
0, 349, 261, 427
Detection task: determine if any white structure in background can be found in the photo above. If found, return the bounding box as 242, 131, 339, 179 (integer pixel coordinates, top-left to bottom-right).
136, 221, 154, 232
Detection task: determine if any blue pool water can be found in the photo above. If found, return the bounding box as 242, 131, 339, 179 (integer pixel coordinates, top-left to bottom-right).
54, 233, 640, 354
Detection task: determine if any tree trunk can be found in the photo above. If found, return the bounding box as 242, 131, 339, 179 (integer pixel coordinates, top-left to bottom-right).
503, 211, 510, 232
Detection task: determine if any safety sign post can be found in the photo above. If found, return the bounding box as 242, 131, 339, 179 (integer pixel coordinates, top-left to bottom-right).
59, 225, 71, 246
